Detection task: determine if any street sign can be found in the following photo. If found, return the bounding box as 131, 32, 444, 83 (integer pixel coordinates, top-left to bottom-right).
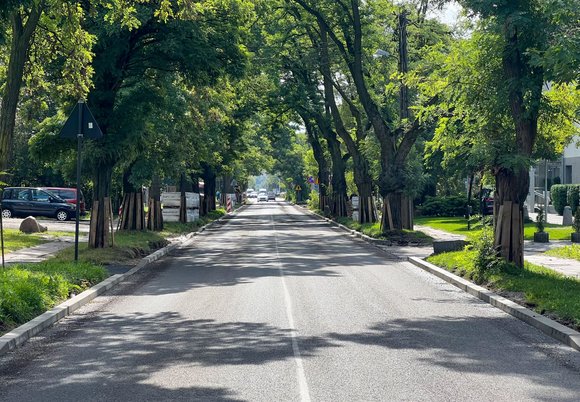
295, 185, 302, 191
308, 176, 314, 184
59, 100, 103, 261
59, 101, 103, 139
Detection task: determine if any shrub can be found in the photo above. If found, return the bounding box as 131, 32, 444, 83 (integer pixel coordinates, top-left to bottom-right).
471, 226, 502, 284
550, 184, 568, 215
307, 192, 320, 212
568, 185, 580, 213
574, 208, 580, 233
536, 207, 545, 232
417, 195, 476, 217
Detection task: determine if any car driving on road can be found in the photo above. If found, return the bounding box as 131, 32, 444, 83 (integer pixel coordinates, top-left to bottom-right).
1, 187, 76, 221
257, 192, 268, 202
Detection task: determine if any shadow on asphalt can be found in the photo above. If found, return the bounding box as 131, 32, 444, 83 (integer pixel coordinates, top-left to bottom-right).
0, 313, 337, 401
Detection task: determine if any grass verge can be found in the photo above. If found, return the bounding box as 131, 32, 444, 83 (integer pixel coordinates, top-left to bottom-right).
545, 244, 580, 261
0, 260, 107, 334
0, 229, 49, 253
334, 217, 433, 245
427, 250, 580, 331
415, 216, 572, 241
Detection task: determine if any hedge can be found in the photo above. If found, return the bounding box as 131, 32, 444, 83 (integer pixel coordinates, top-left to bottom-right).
550, 184, 580, 215
551, 184, 568, 215
417, 195, 476, 217
569, 185, 580, 214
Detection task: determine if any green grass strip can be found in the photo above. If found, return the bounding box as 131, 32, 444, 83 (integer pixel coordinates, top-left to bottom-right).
428, 250, 580, 330
415, 216, 573, 241
0, 261, 107, 333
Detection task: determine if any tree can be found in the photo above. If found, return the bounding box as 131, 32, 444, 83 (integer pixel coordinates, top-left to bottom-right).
454, 0, 580, 266
290, 0, 448, 230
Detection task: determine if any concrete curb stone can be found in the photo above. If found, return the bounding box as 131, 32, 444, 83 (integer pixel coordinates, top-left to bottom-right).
291, 202, 580, 352
408, 256, 580, 352
0, 207, 243, 356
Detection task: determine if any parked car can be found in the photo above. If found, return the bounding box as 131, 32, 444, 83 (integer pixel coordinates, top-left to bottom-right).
41, 187, 86, 215
1, 187, 76, 221
481, 189, 494, 215
267, 191, 276, 201
257, 192, 268, 202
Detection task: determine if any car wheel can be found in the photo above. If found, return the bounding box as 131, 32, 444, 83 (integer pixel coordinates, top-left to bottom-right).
1, 208, 12, 219
56, 210, 69, 221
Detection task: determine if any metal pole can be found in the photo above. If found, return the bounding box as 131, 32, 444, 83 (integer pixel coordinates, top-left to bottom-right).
75, 100, 84, 262
544, 160, 548, 222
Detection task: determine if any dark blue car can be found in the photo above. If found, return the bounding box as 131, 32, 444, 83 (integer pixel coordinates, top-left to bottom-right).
1, 187, 76, 221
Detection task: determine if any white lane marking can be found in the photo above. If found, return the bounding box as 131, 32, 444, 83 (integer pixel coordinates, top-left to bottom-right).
271, 214, 312, 402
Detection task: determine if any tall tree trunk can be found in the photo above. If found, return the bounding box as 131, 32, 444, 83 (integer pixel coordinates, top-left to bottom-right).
89, 164, 113, 248
119, 162, 145, 231
302, 115, 330, 213
318, 22, 375, 223
0, 6, 43, 171
326, 133, 348, 217
493, 13, 543, 267
147, 174, 163, 231
201, 164, 217, 213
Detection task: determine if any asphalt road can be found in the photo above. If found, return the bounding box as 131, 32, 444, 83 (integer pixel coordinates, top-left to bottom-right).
1, 202, 579, 401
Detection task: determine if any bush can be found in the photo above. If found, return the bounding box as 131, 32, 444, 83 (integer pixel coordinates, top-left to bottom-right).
536, 207, 545, 233
550, 184, 568, 215
307, 192, 320, 212
0, 262, 107, 332
471, 226, 503, 284
574, 208, 580, 233
417, 195, 475, 217
568, 185, 580, 214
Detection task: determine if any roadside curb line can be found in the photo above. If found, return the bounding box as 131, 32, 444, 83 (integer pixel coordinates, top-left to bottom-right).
290, 204, 401, 256
290, 203, 580, 352
408, 256, 580, 352
0, 208, 242, 357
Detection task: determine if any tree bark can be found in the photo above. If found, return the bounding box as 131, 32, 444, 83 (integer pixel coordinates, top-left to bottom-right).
89, 164, 113, 248
118, 163, 145, 231
302, 117, 330, 213
201, 164, 217, 213
0, 6, 43, 171
147, 174, 163, 231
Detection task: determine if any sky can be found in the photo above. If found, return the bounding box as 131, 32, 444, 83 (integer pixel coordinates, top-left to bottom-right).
429, 1, 463, 26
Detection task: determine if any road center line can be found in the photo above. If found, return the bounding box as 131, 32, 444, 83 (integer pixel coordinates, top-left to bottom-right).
271, 214, 312, 402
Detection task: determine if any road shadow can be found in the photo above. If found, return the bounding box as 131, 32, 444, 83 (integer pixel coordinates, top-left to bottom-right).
325, 315, 580, 399
0, 312, 338, 401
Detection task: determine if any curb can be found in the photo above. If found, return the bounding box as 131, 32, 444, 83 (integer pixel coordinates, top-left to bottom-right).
0, 209, 241, 356
291, 204, 401, 257
291, 203, 580, 352
408, 256, 580, 352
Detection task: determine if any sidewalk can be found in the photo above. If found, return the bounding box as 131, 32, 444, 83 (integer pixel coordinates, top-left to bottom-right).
3, 239, 78, 265
414, 225, 580, 279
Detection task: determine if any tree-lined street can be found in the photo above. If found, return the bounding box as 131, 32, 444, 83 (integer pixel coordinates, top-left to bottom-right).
1, 202, 578, 401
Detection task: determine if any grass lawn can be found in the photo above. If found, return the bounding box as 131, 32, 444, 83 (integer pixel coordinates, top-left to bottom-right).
0, 260, 107, 334
0, 229, 49, 253
335, 217, 433, 244
415, 216, 573, 241
545, 244, 580, 261
428, 250, 580, 330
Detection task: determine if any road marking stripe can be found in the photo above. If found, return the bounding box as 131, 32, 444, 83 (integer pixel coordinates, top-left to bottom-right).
271, 214, 312, 402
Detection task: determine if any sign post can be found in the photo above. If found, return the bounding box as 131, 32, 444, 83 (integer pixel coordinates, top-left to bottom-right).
59, 100, 103, 261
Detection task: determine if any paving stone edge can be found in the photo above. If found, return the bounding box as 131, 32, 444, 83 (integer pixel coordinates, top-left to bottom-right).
0, 206, 246, 356
292, 202, 580, 352
407, 257, 580, 352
